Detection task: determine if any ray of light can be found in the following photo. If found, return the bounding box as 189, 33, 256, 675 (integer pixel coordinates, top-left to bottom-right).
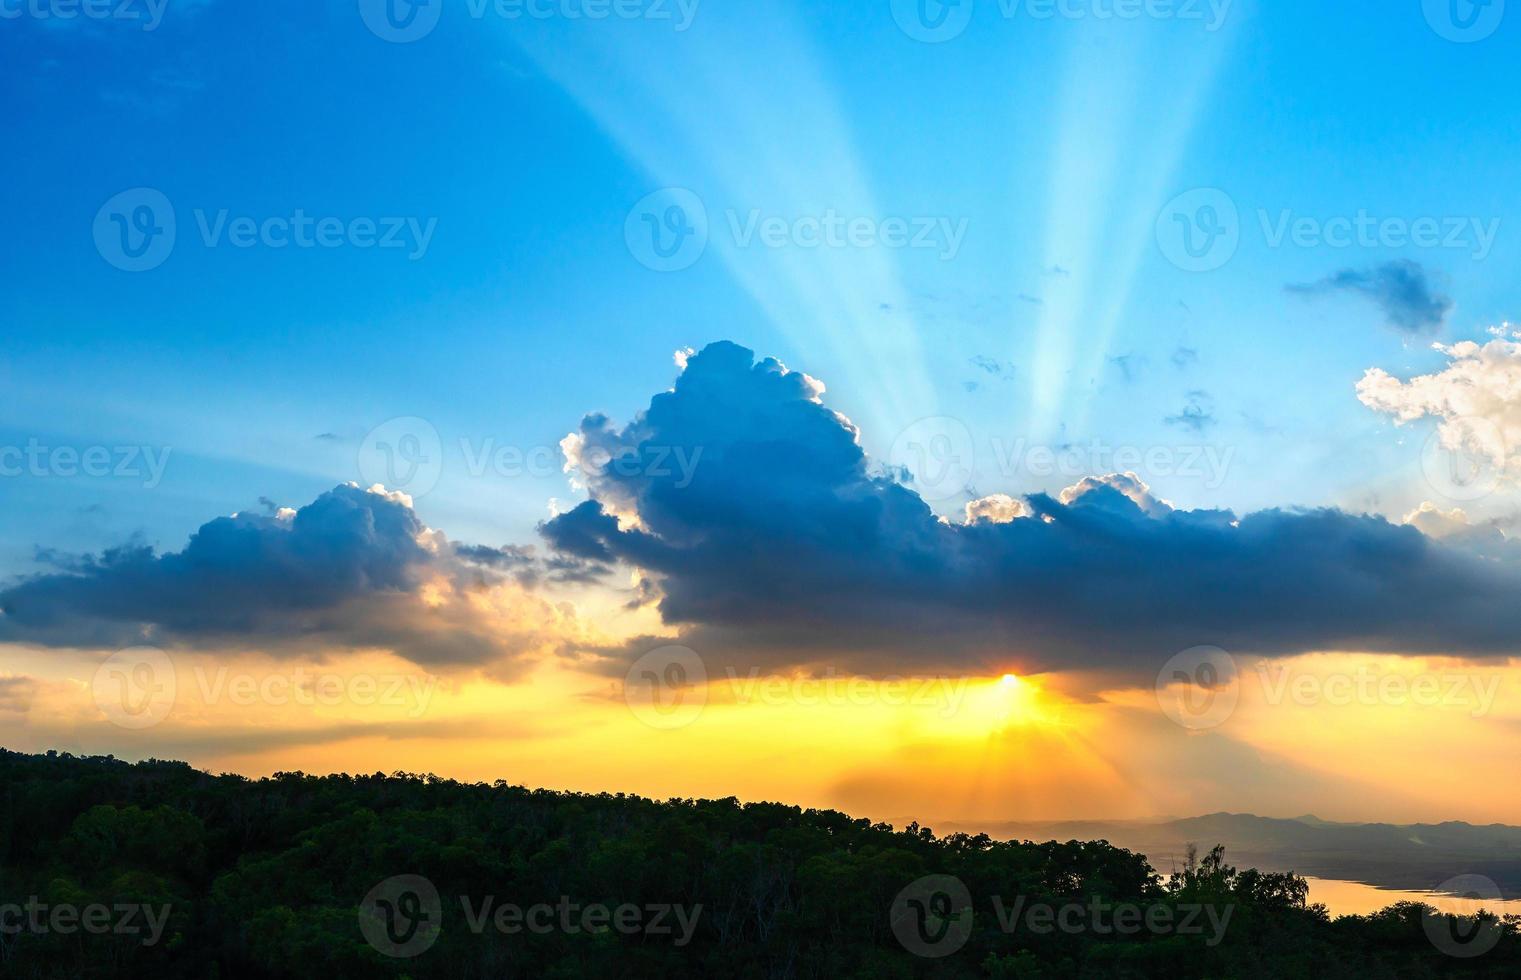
1025, 34, 1141, 440
1025, 21, 1239, 441
496, 11, 938, 443
1067, 25, 1240, 433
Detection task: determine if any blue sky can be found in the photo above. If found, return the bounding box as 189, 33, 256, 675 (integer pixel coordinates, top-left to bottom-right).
2, 0, 1518, 577
9, 0, 1521, 829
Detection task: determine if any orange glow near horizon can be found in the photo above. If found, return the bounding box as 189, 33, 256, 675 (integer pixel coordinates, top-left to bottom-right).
3, 644, 1520, 828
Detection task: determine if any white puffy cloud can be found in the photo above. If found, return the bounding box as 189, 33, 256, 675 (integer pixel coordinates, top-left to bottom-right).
964, 494, 1030, 524
1059, 472, 1173, 518
1402, 502, 1512, 556
1403, 502, 1472, 538
1357, 332, 1521, 475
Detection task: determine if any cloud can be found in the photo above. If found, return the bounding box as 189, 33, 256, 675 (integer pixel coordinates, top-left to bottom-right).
1109, 353, 1146, 384
453, 543, 609, 587
1357, 330, 1520, 481
0, 676, 37, 715
964, 494, 1030, 524
1402, 503, 1511, 558
1058, 473, 1174, 519
0, 484, 584, 672
21, 716, 543, 762
1289, 260, 1453, 334
966, 356, 1014, 393
1165, 390, 1216, 432
14, 341, 1521, 684
543, 342, 1521, 677
969, 355, 1012, 379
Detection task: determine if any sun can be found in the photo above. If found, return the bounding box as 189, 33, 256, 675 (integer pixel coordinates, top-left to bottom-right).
997, 674, 1044, 723
934, 673, 1053, 736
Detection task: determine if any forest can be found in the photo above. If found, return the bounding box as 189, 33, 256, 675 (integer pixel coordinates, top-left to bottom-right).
0, 749, 1514, 978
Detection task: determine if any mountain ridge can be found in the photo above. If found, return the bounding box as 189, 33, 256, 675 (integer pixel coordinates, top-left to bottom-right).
941, 812, 1521, 894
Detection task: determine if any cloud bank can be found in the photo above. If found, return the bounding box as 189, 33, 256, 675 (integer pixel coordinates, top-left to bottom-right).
544, 342, 1521, 675
8, 342, 1521, 680
0, 484, 583, 672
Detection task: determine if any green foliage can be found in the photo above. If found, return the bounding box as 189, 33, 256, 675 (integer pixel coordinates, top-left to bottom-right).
0, 749, 1514, 979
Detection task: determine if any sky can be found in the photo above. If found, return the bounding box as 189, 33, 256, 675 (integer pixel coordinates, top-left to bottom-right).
3, 0, 1521, 826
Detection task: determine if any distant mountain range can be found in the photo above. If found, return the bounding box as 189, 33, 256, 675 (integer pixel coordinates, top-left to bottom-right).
942, 813, 1521, 895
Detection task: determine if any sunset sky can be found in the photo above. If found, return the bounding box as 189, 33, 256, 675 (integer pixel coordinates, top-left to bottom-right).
3, 0, 1520, 828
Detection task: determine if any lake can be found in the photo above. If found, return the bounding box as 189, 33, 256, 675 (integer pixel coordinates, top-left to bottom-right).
1304, 877, 1521, 917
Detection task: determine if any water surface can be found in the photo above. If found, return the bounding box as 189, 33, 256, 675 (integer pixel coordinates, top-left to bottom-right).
1303, 877, 1521, 918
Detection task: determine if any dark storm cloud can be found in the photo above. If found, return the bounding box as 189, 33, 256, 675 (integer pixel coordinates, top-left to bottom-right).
0, 484, 568, 668
1289, 260, 1453, 334
544, 341, 1521, 676
10, 342, 1521, 680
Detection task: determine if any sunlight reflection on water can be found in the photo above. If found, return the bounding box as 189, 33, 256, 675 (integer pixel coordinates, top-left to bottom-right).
1303, 877, 1521, 918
